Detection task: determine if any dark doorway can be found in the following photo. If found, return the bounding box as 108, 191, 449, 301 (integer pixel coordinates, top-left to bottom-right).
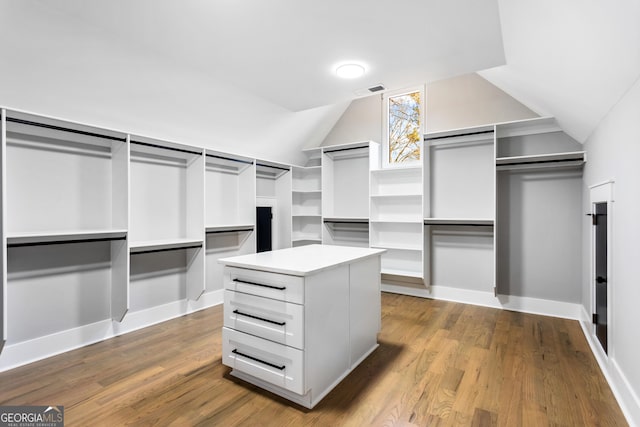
256, 207, 273, 253
594, 202, 608, 354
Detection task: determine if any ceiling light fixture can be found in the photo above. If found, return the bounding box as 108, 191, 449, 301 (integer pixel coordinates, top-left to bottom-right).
335, 63, 365, 79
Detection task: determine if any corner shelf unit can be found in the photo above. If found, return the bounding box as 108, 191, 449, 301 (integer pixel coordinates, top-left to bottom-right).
292, 160, 322, 247
322, 141, 375, 248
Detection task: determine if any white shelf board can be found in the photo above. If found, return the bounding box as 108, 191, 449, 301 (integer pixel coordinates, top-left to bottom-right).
381, 268, 423, 279
370, 193, 422, 198
205, 151, 253, 174
292, 189, 322, 194
496, 151, 585, 171
370, 243, 422, 251
424, 125, 495, 146
495, 116, 561, 138
371, 166, 422, 174
292, 214, 322, 218
370, 219, 423, 224
205, 224, 254, 233
7, 229, 127, 245
291, 234, 322, 242
129, 238, 203, 253
424, 218, 494, 226
322, 141, 371, 159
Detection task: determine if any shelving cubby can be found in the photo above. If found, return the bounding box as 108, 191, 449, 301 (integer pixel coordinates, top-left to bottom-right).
128, 136, 205, 307
495, 117, 584, 302
292, 164, 322, 247
2, 109, 130, 352
369, 163, 424, 285
256, 160, 292, 250
205, 151, 256, 292
423, 125, 496, 290
321, 142, 374, 247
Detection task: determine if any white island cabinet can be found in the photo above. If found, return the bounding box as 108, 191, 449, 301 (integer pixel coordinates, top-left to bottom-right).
219, 244, 385, 408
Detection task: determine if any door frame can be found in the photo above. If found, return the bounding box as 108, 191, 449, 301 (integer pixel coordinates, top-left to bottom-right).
589, 180, 614, 359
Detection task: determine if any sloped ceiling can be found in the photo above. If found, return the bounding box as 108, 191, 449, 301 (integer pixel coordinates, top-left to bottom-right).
480, 0, 640, 143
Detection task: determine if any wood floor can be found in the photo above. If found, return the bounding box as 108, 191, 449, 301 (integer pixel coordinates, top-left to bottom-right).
0, 293, 627, 426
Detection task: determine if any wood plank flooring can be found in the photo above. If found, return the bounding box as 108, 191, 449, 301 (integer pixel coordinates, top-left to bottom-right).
0, 293, 627, 426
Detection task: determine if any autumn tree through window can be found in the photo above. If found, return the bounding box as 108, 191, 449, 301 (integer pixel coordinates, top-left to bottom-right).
386, 90, 423, 166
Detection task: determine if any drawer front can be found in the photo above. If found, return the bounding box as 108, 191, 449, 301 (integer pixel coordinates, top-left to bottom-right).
222, 327, 305, 395
224, 290, 304, 350
224, 266, 304, 304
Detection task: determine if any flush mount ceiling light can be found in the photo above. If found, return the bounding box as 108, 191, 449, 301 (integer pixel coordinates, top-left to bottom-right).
335, 63, 365, 79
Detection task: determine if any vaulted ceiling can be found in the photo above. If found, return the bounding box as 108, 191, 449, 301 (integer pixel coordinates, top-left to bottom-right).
0, 0, 638, 163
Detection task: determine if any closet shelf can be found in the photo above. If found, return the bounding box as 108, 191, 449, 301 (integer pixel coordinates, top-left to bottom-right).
496, 151, 585, 171
424, 218, 494, 226
322, 141, 371, 159
370, 193, 422, 199
205, 224, 254, 234
370, 243, 422, 252
381, 268, 423, 279
205, 151, 253, 174
292, 214, 322, 218
7, 229, 128, 246
370, 219, 423, 224
129, 238, 203, 254
291, 234, 322, 242
292, 189, 322, 194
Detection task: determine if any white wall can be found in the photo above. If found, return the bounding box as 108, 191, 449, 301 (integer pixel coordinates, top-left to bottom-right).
322, 73, 537, 146
0, 1, 347, 166
583, 74, 640, 424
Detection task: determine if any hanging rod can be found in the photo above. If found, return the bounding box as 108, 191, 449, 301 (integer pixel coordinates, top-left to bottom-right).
206, 228, 254, 234
6, 117, 127, 142
256, 163, 290, 172
8, 236, 127, 248
323, 145, 368, 154
130, 140, 202, 156
424, 129, 494, 141
206, 153, 254, 165
131, 244, 202, 255
497, 158, 583, 168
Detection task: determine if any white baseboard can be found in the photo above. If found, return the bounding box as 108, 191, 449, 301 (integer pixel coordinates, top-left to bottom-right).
579, 307, 640, 427
0, 289, 224, 373
382, 283, 583, 320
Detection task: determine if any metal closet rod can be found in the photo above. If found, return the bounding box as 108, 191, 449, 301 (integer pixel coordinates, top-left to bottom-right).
256, 163, 290, 172
206, 153, 254, 165
131, 244, 202, 255
424, 129, 494, 141
323, 145, 368, 154
497, 158, 582, 167
6, 117, 127, 142
206, 229, 253, 234
8, 236, 127, 248
130, 140, 202, 156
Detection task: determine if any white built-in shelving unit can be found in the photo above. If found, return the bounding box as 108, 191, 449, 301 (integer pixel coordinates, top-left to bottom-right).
292, 148, 322, 247
322, 141, 375, 248
205, 151, 256, 292
423, 125, 496, 292
495, 117, 585, 301
129, 136, 205, 310
370, 161, 424, 285
256, 160, 292, 250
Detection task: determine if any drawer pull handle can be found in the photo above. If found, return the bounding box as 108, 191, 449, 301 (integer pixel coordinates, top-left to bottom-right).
232, 349, 286, 371
233, 309, 286, 326
233, 278, 286, 291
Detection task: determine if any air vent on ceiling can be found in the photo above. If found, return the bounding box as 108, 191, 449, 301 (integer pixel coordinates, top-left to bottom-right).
368, 85, 386, 93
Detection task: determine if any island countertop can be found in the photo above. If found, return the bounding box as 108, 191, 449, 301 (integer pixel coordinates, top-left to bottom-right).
218, 244, 386, 276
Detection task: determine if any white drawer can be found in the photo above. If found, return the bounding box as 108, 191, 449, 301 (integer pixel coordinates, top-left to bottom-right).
224, 266, 304, 304
222, 327, 305, 395
224, 290, 304, 350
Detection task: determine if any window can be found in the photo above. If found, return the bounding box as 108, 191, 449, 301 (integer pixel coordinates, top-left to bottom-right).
384, 87, 424, 168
